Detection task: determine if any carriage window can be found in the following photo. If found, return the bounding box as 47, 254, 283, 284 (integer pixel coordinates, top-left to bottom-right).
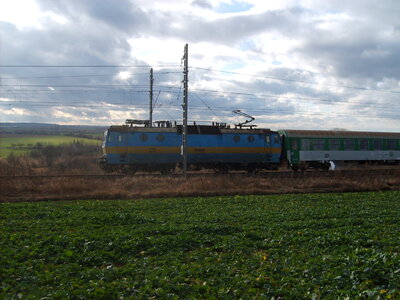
359, 139, 369, 150
311, 139, 325, 151
118, 134, 124, 143
140, 134, 148, 142
291, 140, 298, 150
233, 135, 240, 143
387, 140, 396, 150
301, 139, 310, 150
265, 136, 270, 144
157, 134, 165, 142
248, 135, 255, 143
329, 139, 340, 150
344, 139, 355, 150
373, 140, 382, 150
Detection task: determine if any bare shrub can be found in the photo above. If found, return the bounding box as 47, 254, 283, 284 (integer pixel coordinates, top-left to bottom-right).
0, 143, 102, 176
0, 154, 35, 176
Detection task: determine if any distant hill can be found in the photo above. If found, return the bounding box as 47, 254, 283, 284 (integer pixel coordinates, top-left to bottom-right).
0, 123, 108, 136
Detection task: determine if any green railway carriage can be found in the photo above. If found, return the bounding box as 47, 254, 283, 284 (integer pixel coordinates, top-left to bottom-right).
278, 130, 400, 170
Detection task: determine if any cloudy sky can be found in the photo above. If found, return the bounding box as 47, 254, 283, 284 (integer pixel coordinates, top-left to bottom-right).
1, 0, 400, 131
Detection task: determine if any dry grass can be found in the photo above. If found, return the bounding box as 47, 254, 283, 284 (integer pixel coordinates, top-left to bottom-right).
1, 151, 400, 202
1, 173, 400, 202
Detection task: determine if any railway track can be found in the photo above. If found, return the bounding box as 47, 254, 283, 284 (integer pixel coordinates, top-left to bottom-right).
1, 168, 398, 180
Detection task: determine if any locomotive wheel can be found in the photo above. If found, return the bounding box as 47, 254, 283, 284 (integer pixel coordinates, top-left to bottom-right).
160, 168, 172, 175
159, 164, 175, 175
213, 165, 229, 174
246, 164, 258, 173
121, 166, 137, 175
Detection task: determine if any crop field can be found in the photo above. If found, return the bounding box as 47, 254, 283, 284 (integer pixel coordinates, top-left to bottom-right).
0, 135, 100, 157
1, 192, 399, 298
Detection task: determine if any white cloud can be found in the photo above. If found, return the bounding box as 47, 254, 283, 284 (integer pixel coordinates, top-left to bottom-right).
0, 0, 399, 131
1, 107, 30, 115
0, 0, 67, 29
0, 0, 42, 28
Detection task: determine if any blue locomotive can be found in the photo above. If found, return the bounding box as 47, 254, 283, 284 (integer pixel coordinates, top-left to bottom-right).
99, 120, 282, 173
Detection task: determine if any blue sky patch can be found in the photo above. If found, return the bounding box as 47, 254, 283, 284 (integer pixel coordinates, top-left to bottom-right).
216, 1, 254, 13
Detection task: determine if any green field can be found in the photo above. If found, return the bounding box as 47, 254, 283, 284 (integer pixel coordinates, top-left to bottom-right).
1, 192, 399, 298
0, 135, 101, 157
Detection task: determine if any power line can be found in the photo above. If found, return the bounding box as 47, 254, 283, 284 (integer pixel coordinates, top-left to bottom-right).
2, 98, 397, 115
192, 92, 223, 122
0, 84, 178, 88
2, 102, 397, 120
1, 87, 395, 110
191, 66, 400, 94
0, 71, 181, 80
0, 64, 180, 68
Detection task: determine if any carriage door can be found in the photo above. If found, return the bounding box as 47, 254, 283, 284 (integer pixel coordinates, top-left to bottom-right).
290, 138, 300, 165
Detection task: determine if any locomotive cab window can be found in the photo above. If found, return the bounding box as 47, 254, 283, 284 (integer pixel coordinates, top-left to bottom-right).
265, 136, 270, 145
108, 133, 114, 142
273, 135, 279, 144
118, 134, 125, 143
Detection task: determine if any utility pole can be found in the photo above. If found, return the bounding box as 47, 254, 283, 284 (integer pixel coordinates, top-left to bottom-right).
182, 44, 189, 176
149, 68, 153, 127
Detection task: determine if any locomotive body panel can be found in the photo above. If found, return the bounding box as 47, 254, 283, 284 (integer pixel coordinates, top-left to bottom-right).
100, 125, 281, 172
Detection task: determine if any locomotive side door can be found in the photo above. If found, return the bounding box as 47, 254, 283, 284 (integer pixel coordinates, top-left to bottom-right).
264, 134, 272, 163
116, 132, 128, 164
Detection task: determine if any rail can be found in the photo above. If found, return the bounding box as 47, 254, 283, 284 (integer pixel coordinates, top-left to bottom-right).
1, 168, 398, 180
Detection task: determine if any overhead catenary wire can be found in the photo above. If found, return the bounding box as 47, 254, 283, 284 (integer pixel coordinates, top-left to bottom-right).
192, 92, 223, 122
1, 62, 399, 124
2, 73, 396, 108
0, 71, 182, 80
0, 64, 181, 68
1, 88, 396, 111
190, 66, 400, 95
1, 99, 398, 119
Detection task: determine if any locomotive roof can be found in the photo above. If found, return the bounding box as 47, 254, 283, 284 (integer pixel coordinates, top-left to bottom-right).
107, 125, 275, 135
279, 129, 400, 139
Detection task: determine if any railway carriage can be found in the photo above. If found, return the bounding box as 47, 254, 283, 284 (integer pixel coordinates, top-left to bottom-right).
279, 130, 400, 170
100, 121, 281, 173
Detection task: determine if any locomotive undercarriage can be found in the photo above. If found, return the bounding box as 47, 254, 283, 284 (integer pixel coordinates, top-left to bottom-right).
290, 159, 400, 171
100, 161, 280, 174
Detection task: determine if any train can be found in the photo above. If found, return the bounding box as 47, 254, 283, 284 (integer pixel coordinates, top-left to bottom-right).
99, 119, 400, 173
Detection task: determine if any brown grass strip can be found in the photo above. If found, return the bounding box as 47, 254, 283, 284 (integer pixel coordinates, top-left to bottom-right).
1, 174, 400, 202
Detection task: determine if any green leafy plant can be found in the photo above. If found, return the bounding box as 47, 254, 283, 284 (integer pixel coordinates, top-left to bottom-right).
1, 192, 399, 298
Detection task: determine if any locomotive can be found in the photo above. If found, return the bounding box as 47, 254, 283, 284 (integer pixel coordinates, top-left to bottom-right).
99, 119, 281, 174
99, 119, 400, 173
